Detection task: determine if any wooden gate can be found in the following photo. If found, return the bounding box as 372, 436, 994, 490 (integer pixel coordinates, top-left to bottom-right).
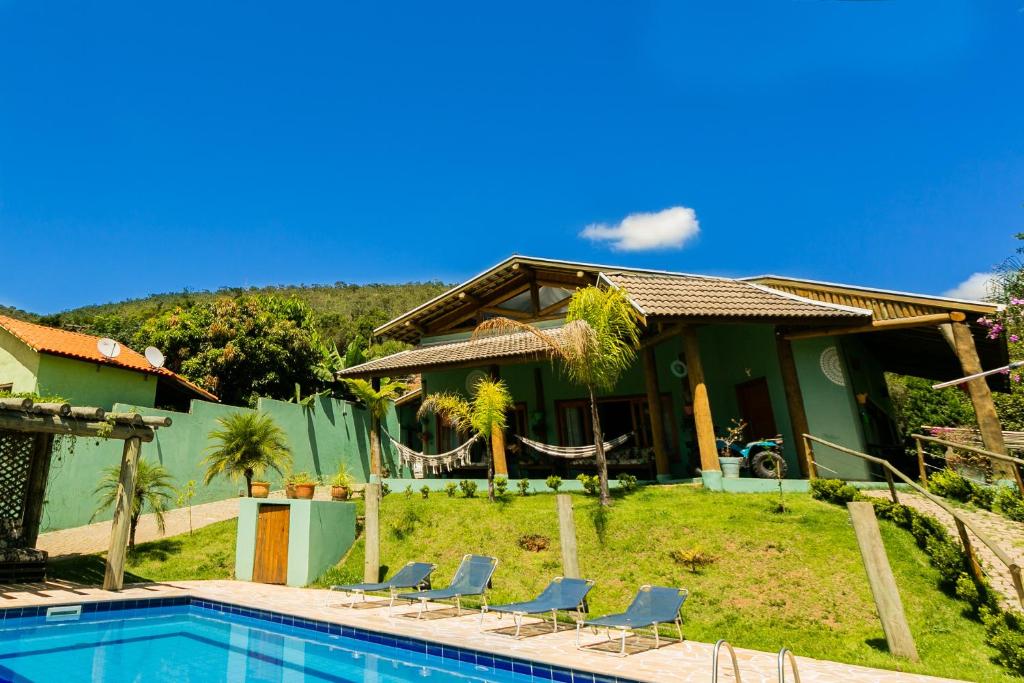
252, 504, 290, 584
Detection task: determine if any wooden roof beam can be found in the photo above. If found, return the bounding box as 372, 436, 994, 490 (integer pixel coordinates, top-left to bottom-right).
784, 312, 966, 341
0, 412, 155, 442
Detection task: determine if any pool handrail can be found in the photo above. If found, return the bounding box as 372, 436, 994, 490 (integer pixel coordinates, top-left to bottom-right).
711, 639, 741, 683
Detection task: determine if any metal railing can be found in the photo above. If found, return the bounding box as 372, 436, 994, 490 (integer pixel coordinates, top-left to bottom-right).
711, 639, 741, 682
911, 433, 1024, 495
777, 648, 801, 683
803, 433, 1024, 608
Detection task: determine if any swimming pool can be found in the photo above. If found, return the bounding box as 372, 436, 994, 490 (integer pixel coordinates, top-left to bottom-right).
0, 597, 632, 682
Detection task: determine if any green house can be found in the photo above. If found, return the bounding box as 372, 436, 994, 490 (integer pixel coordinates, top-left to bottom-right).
0, 315, 217, 410
341, 256, 1007, 483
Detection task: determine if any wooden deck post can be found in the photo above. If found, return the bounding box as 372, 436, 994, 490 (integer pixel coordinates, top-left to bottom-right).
949, 321, 1014, 480
363, 482, 381, 583
489, 365, 508, 476
776, 335, 812, 479
21, 434, 53, 548
682, 327, 720, 472
642, 346, 671, 480
556, 494, 581, 579
847, 502, 920, 662
103, 436, 142, 591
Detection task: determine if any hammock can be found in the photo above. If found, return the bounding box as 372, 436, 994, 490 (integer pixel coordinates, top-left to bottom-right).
515, 432, 633, 460
383, 429, 480, 477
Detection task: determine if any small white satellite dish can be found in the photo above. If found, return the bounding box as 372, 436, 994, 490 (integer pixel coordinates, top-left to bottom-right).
97, 338, 121, 360
144, 346, 166, 369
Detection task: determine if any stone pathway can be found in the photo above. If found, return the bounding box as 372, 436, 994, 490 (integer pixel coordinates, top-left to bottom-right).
36, 486, 338, 559
862, 490, 1024, 612
0, 579, 965, 683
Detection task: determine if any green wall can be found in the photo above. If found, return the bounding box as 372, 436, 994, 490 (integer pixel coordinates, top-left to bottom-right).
39, 394, 401, 533
36, 354, 157, 409
0, 329, 40, 393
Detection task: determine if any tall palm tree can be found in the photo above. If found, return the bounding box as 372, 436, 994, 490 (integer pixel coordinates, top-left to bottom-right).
476, 285, 641, 505
203, 412, 292, 496
93, 458, 175, 550
418, 377, 512, 501
343, 378, 407, 478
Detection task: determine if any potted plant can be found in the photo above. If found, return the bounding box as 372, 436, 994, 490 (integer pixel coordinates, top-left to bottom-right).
284, 470, 297, 499
331, 464, 354, 501
717, 419, 747, 479
251, 481, 271, 498
292, 472, 318, 499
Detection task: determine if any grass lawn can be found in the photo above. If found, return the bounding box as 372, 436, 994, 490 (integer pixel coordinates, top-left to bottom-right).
48, 518, 238, 584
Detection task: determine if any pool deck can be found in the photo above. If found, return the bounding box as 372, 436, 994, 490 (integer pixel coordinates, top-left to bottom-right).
0, 579, 964, 683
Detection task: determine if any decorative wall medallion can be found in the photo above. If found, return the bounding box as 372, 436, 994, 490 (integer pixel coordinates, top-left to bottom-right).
820, 346, 846, 386
670, 359, 688, 378
465, 369, 488, 393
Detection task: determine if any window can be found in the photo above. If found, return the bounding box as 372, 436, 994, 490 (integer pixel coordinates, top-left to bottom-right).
0, 383, 12, 394
556, 394, 677, 452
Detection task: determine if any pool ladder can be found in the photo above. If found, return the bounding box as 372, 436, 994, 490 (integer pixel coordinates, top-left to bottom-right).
710, 641, 802, 683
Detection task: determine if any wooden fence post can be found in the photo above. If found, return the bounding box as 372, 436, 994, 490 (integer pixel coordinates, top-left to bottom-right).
847, 502, 920, 662
915, 437, 928, 486
363, 483, 381, 583
801, 435, 817, 479
556, 494, 581, 579
103, 436, 142, 591
953, 517, 985, 588
883, 470, 899, 504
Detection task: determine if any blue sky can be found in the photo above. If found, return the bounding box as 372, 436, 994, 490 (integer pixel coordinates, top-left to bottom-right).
1, 1, 1022, 313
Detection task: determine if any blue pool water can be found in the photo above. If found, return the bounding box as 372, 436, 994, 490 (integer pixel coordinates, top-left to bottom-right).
0, 599, 622, 682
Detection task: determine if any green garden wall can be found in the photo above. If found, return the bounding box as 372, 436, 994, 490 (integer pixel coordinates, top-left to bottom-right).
39, 394, 401, 533
36, 354, 157, 409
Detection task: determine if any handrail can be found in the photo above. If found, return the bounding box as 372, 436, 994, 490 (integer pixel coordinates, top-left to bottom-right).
778, 648, 801, 683
804, 433, 1024, 608
711, 639, 742, 683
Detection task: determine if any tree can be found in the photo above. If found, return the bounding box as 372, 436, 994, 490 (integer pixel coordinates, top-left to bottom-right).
93, 458, 174, 550
343, 378, 407, 478
203, 412, 292, 496
136, 294, 329, 406
418, 378, 513, 501
476, 285, 641, 506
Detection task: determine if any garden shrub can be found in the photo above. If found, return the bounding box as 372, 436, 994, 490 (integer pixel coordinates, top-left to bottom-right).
983, 608, 1024, 674
517, 534, 550, 552
380, 482, 391, 497
994, 486, 1024, 522
403, 484, 414, 498
576, 474, 599, 495
494, 476, 508, 497
420, 485, 430, 499
517, 478, 530, 496
545, 475, 562, 492
928, 468, 974, 502
444, 482, 458, 498
809, 478, 860, 504
928, 468, 1024, 523
459, 480, 478, 498
617, 473, 638, 493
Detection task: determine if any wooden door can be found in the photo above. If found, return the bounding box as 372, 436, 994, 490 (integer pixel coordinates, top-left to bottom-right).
252, 504, 290, 584
735, 377, 778, 441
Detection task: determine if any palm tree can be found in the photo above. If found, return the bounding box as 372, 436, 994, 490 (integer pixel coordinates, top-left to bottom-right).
93, 458, 175, 550
203, 412, 292, 496
343, 378, 407, 478
476, 285, 641, 505
418, 377, 513, 501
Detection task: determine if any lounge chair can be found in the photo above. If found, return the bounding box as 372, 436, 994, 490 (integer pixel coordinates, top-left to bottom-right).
480, 576, 594, 637
328, 561, 435, 608
575, 585, 688, 655
391, 554, 498, 618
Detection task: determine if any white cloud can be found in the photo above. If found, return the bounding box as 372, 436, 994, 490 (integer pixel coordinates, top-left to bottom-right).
943, 272, 996, 301
580, 206, 700, 252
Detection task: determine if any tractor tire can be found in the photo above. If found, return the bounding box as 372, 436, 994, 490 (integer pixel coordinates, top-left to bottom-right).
750, 450, 788, 479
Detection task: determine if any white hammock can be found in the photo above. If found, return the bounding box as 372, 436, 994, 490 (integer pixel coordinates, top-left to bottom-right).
383, 429, 480, 478
515, 432, 633, 459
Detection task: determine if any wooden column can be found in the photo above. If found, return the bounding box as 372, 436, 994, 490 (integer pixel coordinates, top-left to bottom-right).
776, 335, 813, 478
103, 436, 142, 591
363, 482, 381, 583
847, 502, 920, 661
21, 434, 54, 548
533, 367, 548, 442
556, 494, 581, 578
489, 365, 508, 476
642, 346, 671, 479
681, 327, 720, 472
950, 322, 1013, 479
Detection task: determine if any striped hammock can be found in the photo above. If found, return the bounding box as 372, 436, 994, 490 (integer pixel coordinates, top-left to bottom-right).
515, 432, 633, 459
383, 429, 480, 477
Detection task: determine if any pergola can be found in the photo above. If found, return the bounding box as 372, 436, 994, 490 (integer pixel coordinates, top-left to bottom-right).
0, 397, 170, 590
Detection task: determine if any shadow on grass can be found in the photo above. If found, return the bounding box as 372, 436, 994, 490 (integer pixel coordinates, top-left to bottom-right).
865, 637, 891, 654
47, 555, 150, 586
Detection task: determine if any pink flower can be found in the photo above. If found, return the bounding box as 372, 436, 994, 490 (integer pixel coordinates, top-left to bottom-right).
1011, 334, 1020, 343
1013, 374, 1021, 383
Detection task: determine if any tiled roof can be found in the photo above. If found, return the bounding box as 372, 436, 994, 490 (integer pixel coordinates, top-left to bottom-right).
601, 272, 872, 320
339, 328, 569, 378
0, 315, 218, 401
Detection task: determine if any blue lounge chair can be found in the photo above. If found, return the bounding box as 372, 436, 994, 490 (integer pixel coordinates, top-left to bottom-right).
328, 561, 435, 608
480, 576, 595, 637
392, 554, 498, 618
575, 585, 688, 655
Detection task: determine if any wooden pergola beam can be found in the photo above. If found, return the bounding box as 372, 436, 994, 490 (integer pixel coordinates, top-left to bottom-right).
0, 412, 155, 442
784, 312, 966, 341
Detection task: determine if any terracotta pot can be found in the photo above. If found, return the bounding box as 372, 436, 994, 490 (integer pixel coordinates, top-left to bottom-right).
294, 483, 316, 499
331, 485, 350, 501
251, 482, 270, 498
285, 484, 297, 499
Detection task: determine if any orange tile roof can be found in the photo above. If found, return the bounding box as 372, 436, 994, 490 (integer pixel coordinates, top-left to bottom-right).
0, 315, 218, 402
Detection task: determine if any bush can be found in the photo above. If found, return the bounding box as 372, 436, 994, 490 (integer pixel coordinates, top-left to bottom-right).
809, 478, 859, 504
403, 484, 414, 498
545, 475, 562, 492
420, 485, 430, 499
994, 486, 1024, 522
380, 482, 391, 497
517, 534, 550, 552
669, 546, 715, 573
459, 480, 478, 498
517, 478, 531, 496
928, 468, 974, 502
494, 476, 508, 497
983, 608, 1024, 675
576, 474, 599, 495
617, 473, 639, 493
444, 482, 458, 498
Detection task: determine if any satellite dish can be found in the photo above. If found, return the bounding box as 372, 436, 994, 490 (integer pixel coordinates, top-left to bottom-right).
97, 338, 121, 360
144, 346, 166, 369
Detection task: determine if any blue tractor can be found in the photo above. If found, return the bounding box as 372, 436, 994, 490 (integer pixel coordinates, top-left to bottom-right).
714, 434, 787, 478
